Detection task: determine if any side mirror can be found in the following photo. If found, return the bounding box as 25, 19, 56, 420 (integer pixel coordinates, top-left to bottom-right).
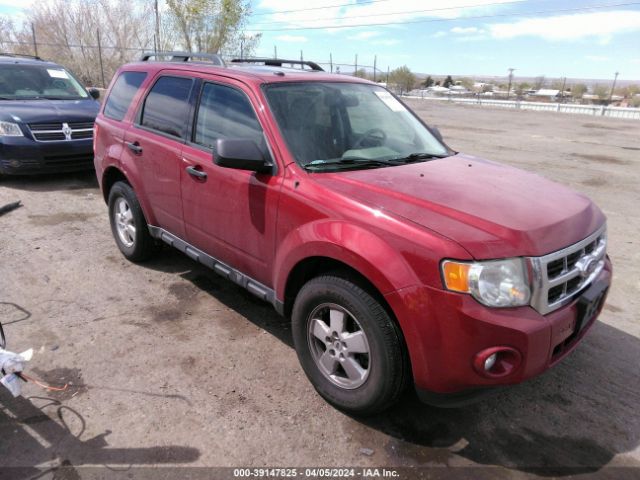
214, 138, 273, 174
88, 88, 101, 100
431, 126, 444, 143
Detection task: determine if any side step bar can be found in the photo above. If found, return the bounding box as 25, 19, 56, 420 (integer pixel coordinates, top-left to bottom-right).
148, 226, 283, 313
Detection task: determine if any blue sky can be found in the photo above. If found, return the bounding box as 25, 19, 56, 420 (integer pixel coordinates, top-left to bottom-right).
2, 0, 639, 80
247, 0, 640, 80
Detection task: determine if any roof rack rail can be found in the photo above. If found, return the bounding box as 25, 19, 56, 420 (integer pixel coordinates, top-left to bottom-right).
231, 58, 324, 72
0, 52, 43, 61
140, 51, 225, 66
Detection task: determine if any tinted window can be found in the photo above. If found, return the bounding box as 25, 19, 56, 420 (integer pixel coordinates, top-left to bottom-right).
0, 64, 89, 100
141, 76, 193, 138
103, 71, 147, 121
194, 83, 262, 149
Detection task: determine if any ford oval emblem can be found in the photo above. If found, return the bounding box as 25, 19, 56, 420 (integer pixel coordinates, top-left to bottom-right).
576, 256, 598, 278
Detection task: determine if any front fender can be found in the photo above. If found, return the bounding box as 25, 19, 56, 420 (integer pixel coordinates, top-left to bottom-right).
274, 219, 420, 301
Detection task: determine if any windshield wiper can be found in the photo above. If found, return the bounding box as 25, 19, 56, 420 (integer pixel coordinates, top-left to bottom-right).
41, 96, 84, 100
392, 152, 450, 163
304, 157, 402, 171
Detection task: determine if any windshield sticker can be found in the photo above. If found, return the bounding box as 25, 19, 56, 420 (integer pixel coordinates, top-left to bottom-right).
47, 69, 69, 79
374, 91, 405, 112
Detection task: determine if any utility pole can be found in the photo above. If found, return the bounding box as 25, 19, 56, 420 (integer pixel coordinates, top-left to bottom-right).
386, 66, 390, 84
154, 0, 161, 51
609, 71, 619, 103
354, 54, 358, 76
373, 55, 377, 82
329, 53, 333, 73
274, 45, 277, 58
560, 76, 566, 103
31, 23, 38, 57
300, 50, 303, 68
97, 28, 106, 88
506, 67, 515, 99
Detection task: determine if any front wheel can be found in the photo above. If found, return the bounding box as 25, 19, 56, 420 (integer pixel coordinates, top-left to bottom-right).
292, 275, 409, 415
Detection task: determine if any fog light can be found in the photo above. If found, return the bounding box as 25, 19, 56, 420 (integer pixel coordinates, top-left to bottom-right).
484, 353, 497, 371
473, 346, 522, 378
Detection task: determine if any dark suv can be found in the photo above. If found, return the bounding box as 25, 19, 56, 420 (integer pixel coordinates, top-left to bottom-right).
94, 53, 611, 414
0, 53, 100, 175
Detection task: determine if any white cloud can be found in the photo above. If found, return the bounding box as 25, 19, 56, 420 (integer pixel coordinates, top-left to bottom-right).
275, 34, 308, 43
372, 39, 400, 46
585, 55, 609, 62
347, 31, 381, 40
489, 10, 640, 42
255, 0, 523, 31
451, 26, 483, 34
431, 31, 446, 38
0, 0, 33, 6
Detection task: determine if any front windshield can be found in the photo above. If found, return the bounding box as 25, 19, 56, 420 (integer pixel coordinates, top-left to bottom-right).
0, 64, 89, 100
264, 82, 449, 170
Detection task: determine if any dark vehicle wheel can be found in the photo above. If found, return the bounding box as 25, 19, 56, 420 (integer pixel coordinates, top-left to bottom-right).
292, 275, 409, 415
108, 181, 156, 262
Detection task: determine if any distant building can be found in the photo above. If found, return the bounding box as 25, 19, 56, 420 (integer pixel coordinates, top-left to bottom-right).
533, 89, 561, 100
448, 85, 468, 94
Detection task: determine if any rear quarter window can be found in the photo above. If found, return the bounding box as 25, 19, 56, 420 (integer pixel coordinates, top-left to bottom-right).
103, 71, 147, 121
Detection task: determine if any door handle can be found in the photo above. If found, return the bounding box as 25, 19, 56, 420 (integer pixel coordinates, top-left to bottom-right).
186, 165, 207, 179
126, 141, 143, 155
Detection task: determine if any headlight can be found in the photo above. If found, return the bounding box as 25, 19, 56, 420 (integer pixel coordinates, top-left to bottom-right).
0, 121, 24, 137
442, 258, 531, 307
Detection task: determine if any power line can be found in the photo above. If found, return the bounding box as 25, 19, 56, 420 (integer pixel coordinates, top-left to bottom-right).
250, 0, 394, 17
245, 1, 640, 32
249, 0, 529, 27
0, 40, 149, 52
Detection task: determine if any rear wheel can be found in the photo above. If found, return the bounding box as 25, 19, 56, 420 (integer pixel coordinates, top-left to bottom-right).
292, 275, 408, 415
108, 181, 156, 262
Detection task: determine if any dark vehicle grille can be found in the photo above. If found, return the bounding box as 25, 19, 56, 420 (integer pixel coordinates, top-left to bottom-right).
28, 121, 94, 142
43, 152, 93, 167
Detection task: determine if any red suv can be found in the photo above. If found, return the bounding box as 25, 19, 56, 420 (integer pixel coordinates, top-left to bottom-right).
94, 53, 611, 414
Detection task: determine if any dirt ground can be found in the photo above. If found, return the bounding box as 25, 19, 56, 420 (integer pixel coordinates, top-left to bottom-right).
1, 101, 639, 479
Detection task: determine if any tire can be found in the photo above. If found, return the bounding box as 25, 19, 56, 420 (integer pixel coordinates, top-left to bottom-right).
108, 181, 156, 262
292, 275, 409, 415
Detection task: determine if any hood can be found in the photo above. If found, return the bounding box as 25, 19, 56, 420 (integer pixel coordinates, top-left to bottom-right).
0, 98, 99, 124
311, 154, 605, 259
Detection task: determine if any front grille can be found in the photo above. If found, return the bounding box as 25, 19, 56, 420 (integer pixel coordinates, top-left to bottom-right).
72, 131, 93, 140
68, 121, 94, 129
529, 225, 607, 315
33, 132, 66, 141
29, 123, 62, 131
28, 121, 94, 142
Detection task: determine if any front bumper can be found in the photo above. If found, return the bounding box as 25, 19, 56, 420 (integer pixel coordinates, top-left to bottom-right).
385, 257, 612, 402
0, 136, 94, 175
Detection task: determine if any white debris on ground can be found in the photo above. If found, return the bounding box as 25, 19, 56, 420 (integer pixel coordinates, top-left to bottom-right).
0, 347, 33, 396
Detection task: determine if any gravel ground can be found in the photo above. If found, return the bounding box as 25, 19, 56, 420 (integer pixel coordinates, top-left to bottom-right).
0, 101, 639, 479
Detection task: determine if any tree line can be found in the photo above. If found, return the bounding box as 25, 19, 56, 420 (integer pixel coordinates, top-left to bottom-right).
0, 0, 258, 87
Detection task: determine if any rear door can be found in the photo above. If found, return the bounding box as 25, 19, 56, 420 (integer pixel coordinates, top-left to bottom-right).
94, 70, 147, 181
122, 73, 196, 238
180, 78, 282, 285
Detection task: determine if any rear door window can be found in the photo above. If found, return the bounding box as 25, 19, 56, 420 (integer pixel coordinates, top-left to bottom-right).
140, 76, 194, 139
103, 71, 147, 121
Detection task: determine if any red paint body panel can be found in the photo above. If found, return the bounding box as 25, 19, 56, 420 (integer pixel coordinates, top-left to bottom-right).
94, 61, 612, 398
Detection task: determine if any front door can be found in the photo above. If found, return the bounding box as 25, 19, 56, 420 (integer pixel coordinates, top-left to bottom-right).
180, 79, 282, 285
